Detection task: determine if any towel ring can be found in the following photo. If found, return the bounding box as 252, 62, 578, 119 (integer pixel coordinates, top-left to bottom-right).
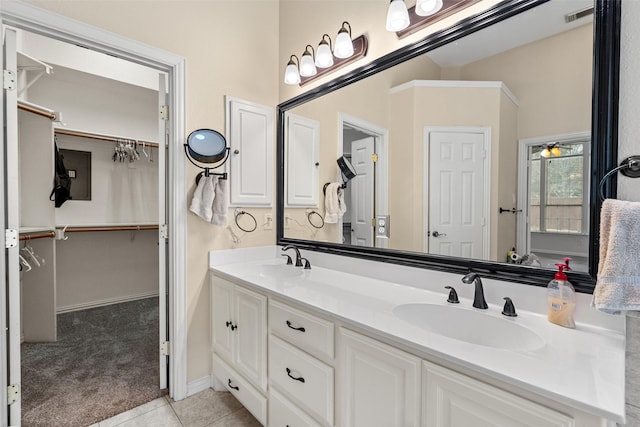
599, 155, 640, 201
307, 210, 325, 229
234, 210, 257, 233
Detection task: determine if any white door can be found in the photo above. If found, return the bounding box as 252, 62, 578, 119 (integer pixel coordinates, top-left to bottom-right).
3, 26, 20, 426
427, 130, 487, 259
286, 113, 320, 207
157, 74, 168, 390
350, 137, 375, 247
339, 328, 421, 427
227, 97, 274, 207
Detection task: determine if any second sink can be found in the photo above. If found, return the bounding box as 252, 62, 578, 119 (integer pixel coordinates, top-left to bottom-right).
392, 303, 545, 351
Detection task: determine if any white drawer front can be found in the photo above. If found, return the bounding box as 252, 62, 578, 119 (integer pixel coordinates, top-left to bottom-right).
212, 353, 266, 425
269, 335, 334, 426
269, 299, 334, 360
269, 388, 322, 427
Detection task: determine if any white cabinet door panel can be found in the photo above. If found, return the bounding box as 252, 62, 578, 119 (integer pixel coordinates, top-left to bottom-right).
234, 286, 267, 391
286, 113, 320, 207
423, 361, 575, 427
339, 328, 421, 427
227, 97, 274, 206
211, 278, 234, 363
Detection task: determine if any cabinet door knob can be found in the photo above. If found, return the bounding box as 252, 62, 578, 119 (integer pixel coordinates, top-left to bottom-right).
225, 321, 232, 328
230, 323, 237, 331
233, 149, 240, 155
286, 367, 305, 383
286, 320, 306, 332
227, 378, 239, 391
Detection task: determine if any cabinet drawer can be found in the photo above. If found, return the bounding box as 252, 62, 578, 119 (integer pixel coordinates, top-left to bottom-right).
269, 335, 334, 426
212, 353, 266, 425
269, 388, 322, 427
269, 299, 334, 360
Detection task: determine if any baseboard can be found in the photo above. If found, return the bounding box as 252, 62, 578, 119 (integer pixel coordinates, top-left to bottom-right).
56, 291, 160, 314
187, 375, 212, 397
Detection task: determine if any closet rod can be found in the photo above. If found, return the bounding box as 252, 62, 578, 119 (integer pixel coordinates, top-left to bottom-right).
55, 128, 159, 148
19, 231, 56, 241
64, 225, 159, 233
18, 103, 56, 120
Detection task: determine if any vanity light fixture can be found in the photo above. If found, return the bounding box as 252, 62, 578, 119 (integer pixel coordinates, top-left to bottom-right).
334, 22, 355, 59
283, 55, 301, 85
316, 34, 334, 68
416, 0, 444, 16
299, 45, 317, 77
284, 25, 368, 86
391, 0, 476, 39
386, 0, 410, 32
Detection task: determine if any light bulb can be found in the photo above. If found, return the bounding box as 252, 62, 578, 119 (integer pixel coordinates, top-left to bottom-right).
540, 147, 551, 158
284, 56, 300, 85
386, 0, 410, 32
334, 22, 354, 59
316, 36, 334, 68
299, 47, 317, 77
551, 146, 562, 157
416, 0, 443, 16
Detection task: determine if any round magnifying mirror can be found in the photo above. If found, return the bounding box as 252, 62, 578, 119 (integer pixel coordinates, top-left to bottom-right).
337, 155, 357, 181
186, 129, 227, 163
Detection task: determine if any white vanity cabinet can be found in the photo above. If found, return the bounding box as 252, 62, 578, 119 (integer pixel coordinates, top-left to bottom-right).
422, 361, 575, 427
338, 328, 421, 427
268, 299, 335, 427
211, 276, 267, 424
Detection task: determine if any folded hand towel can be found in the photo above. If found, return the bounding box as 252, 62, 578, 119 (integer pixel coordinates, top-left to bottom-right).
189, 175, 215, 222
212, 177, 229, 227
324, 183, 343, 224
593, 199, 640, 314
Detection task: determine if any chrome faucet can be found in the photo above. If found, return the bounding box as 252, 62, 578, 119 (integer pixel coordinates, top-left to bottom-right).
282, 245, 303, 267
461, 272, 488, 309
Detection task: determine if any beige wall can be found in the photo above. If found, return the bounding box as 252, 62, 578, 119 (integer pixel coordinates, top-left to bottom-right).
458, 23, 593, 139
24, 0, 280, 383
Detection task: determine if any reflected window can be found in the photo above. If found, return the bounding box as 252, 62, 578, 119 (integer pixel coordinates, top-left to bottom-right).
529, 142, 589, 234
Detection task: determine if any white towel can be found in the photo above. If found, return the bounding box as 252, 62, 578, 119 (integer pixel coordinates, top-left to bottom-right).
593, 199, 640, 314
324, 183, 346, 224
212, 177, 229, 227
189, 175, 215, 222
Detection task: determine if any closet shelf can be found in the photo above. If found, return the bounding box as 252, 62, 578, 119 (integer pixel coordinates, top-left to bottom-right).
17, 50, 54, 97
54, 128, 159, 148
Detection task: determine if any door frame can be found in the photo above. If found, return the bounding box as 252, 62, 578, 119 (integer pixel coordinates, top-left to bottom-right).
0, 0, 188, 412
423, 126, 491, 257
338, 113, 389, 249
516, 131, 591, 255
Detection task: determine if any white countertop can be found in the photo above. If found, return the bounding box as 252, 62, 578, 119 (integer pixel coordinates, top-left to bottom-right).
209, 246, 625, 423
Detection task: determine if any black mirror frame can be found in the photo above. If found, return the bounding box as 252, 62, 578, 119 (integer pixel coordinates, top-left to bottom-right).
276, 0, 621, 293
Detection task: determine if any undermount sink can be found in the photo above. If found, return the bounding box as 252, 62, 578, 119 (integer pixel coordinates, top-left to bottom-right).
256, 264, 304, 279
392, 303, 545, 351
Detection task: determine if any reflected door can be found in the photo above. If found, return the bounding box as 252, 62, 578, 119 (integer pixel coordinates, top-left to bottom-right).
427, 130, 487, 258
350, 137, 375, 246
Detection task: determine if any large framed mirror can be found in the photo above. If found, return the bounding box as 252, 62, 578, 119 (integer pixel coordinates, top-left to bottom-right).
276, 0, 620, 293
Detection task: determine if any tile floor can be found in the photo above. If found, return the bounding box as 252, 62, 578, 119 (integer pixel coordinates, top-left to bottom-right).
89, 389, 261, 427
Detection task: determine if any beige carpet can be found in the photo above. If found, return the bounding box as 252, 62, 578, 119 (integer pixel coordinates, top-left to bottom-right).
21, 297, 165, 427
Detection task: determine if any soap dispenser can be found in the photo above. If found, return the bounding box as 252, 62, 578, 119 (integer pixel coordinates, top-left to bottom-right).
547, 263, 576, 329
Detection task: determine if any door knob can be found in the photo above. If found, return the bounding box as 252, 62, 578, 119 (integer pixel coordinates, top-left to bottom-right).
432, 231, 446, 237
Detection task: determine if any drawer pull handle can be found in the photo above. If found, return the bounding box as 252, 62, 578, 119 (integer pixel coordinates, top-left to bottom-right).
227, 379, 239, 391
286, 320, 306, 332
286, 367, 305, 383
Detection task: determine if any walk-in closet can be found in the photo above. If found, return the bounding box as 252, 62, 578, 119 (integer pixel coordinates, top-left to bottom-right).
14, 29, 167, 426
